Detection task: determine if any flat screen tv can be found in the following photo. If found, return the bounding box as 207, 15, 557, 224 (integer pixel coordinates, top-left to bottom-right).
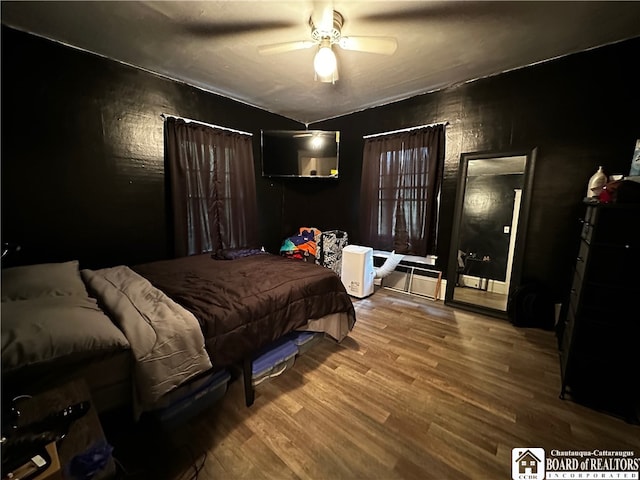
261, 130, 340, 178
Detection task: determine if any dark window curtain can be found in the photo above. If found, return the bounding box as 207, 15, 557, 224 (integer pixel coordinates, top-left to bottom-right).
359, 125, 445, 256
165, 117, 259, 257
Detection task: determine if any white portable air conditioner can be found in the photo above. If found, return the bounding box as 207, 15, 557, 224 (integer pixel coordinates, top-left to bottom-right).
340, 245, 375, 298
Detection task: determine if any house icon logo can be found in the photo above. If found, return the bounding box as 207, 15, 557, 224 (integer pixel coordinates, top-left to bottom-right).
512, 448, 545, 480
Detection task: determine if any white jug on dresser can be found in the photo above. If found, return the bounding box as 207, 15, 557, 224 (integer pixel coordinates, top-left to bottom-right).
586, 166, 607, 198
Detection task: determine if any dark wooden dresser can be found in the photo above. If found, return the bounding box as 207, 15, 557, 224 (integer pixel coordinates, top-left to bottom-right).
559, 201, 640, 423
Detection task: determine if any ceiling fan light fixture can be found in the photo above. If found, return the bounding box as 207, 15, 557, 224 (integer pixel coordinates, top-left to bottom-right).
315, 69, 338, 84
313, 42, 337, 77
258, 8, 396, 84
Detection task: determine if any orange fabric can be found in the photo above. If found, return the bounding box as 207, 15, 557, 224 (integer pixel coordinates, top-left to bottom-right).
297, 227, 320, 257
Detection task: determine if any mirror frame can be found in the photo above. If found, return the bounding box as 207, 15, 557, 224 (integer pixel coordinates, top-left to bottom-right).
444, 148, 537, 319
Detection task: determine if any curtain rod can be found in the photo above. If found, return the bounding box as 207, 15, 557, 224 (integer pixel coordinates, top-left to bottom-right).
161, 114, 253, 136
363, 121, 448, 139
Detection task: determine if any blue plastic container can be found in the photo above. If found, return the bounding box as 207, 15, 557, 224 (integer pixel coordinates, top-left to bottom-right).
287, 331, 323, 354
150, 369, 231, 429
252, 340, 298, 387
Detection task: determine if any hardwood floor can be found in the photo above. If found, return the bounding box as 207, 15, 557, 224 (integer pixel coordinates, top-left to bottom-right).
107, 287, 639, 479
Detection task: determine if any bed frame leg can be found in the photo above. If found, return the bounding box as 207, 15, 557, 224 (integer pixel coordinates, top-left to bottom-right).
243, 357, 255, 407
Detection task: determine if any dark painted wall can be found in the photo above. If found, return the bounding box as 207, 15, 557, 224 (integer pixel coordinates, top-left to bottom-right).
1, 26, 302, 268
3, 25, 640, 306
312, 37, 640, 301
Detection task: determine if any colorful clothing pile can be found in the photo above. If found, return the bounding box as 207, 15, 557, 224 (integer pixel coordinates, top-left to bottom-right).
280, 227, 321, 261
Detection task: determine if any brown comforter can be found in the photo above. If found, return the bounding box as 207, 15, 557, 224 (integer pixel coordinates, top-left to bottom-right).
133, 253, 356, 367
81, 266, 212, 415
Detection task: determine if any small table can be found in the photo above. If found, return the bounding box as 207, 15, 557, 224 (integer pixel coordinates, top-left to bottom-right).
12, 380, 115, 480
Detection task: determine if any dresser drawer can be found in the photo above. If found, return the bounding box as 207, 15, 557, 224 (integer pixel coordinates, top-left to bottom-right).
584, 244, 640, 286
574, 240, 590, 279
560, 306, 575, 353
568, 270, 583, 309
579, 283, 639, 315
580, 219, 593, 243
590, 206, 640, 245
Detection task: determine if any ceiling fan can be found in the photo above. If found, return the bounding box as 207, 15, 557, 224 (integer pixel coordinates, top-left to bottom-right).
257, 7, 398, 83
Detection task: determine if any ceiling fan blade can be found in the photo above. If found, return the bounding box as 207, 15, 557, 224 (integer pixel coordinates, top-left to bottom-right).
183, 20, 297, 37
359, 2, 516, 23
338, 36, 398, 55
258, 40, 316, 55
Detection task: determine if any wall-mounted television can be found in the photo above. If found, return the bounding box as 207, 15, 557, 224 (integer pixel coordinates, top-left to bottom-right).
261, 130, 340, 178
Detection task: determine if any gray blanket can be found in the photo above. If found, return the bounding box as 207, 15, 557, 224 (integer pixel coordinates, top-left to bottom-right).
81, 266, 212, 415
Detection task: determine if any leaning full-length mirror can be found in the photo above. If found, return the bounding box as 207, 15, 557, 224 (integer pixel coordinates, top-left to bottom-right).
445, 149, 536, 318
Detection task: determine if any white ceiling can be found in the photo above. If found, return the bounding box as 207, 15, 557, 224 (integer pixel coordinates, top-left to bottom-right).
3, 1, 640, 124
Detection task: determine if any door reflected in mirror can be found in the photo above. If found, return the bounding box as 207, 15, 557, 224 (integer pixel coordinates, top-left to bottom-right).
445, 150, 536, 318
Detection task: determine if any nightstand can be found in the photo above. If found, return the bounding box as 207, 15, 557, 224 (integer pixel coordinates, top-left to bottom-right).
11, 380, 116, 479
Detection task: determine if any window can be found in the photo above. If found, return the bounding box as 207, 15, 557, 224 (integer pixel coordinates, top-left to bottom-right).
165, 117, 258, 256
360, 125, 445, 256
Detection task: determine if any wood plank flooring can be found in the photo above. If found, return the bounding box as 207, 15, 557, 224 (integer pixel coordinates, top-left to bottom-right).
107, 287, 639, 479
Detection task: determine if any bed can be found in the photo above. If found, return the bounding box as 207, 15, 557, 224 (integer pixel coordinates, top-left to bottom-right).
1, 253, 356, 418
